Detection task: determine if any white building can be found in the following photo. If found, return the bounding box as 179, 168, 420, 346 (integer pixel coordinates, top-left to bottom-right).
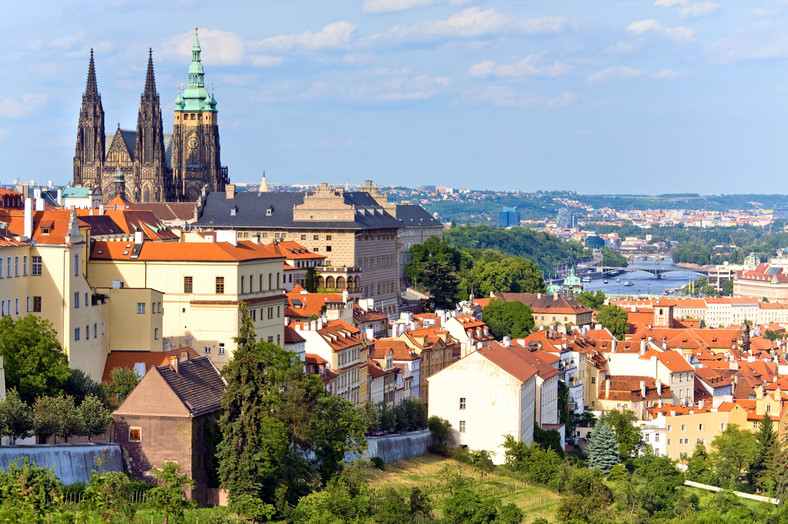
428, 343, 538, 464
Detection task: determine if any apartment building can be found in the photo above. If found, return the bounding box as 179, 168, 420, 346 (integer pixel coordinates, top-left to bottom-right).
88, 234, 286, 365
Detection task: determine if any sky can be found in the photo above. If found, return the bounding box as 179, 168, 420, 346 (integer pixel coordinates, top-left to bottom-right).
1, 1, 788, 194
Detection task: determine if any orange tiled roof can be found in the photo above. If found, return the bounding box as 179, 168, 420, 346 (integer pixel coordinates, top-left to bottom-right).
285, 285, 345, 318
102, 348, 200, 383
91, 239, 283, 262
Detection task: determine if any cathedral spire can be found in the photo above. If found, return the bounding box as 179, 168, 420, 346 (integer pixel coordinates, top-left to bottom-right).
144, 48, 157, 98
188, 27, 205, 88
85, 49, 99, 99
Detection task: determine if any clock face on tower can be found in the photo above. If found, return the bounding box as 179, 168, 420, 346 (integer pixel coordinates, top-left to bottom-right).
188, 136, 199, 149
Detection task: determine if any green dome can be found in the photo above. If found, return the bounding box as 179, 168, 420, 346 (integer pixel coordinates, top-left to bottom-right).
175, 28, 217, 113
563, 268, 581, 287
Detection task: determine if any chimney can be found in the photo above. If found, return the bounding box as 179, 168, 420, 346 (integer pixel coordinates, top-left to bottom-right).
366, 328, 374, 340
168, 355, 179, 374
612, 338, 617, 353
502, 336, 511, 347
732, 375, 738, 395
35, 198, 44, 211
640, 339, 646, 355
656, 379, 662, 396
226, 184, 236, 199
640, 380, 646, 399
537, 293, 541, 299
317, 319, 323, 330
57, 188, 62, 206
605, 378, 610, 399
553, 293, 558, 301
23, 197, 33, 239
699, 399, 704, 410
134, 231, 143, 245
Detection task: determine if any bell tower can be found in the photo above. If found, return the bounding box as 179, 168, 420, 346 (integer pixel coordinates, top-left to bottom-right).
172, 28, 227, 202
135, 49, 169, 202
73, 49, 105, 189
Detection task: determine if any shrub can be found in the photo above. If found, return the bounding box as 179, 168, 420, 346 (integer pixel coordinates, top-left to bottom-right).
371, 457, 386, 471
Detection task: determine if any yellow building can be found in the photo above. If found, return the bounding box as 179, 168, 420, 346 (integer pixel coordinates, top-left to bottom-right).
87, 236, 286, 366
95, 286, 164, 352
0, 204, 109, 380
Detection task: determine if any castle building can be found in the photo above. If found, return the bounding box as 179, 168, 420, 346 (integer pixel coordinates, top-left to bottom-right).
73, 29, 227, 204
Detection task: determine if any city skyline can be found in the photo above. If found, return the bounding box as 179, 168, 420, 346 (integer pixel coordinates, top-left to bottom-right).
2, 1, 788, 194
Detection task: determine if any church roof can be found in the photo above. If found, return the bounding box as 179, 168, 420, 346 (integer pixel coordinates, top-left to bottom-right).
196, 190, 402, 231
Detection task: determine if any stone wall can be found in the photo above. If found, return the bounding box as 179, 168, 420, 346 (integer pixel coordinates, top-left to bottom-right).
0, 444, 122, 485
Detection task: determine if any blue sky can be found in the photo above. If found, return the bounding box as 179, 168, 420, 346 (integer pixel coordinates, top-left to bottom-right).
1, 0, 788, 194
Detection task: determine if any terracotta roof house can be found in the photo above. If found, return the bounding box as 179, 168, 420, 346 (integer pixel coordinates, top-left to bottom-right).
491, 292, 592, 328
112, 355, 225, 506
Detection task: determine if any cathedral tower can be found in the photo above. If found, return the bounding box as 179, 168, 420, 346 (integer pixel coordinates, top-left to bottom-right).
73, 49, 106, 189
172, 28, 227, 201
135, 49, 170, 202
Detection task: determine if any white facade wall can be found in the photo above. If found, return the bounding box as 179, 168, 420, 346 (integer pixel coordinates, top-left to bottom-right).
606, 352, 658, 377
428, 352, 536, 464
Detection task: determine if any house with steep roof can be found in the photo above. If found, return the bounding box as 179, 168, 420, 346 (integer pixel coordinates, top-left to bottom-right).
294, 319, 368, 406
428, 342, 538, 464
491, 292, 592, 328
112, 355, 225, 506
443, 314, 495, 357
397, 326, 458, 405
369, 339, 421, 403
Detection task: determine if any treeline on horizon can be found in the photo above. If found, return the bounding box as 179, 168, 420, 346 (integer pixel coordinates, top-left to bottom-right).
413, 191, 788, 224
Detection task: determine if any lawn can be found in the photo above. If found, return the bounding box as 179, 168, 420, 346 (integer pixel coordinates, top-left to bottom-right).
366, 453, 561, 522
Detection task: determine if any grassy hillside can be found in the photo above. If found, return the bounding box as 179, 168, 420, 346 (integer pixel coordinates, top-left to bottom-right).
367, 454, 560, 522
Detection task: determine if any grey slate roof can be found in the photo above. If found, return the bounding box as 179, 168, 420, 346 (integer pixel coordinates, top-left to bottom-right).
156, 356, 225, 417
104, 132, 173, 168
196, 190, 402, 231
395, 204, 441, 227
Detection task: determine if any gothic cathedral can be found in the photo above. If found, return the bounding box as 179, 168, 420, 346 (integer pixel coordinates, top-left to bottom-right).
72, 29, 228, 203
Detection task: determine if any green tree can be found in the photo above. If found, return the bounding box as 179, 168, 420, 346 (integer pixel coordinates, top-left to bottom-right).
752, 413, 779, 491
443, 486, 521, 524
305, 267, 317, 293
574, 290, 607, 310
291, 474, 371, 524
601, 246, 628, 267
33, 396, 61, 443
764, 330, 781, 342
686, 442, 715, 485
586, 420, 619, 474
482, 299, 534, 339
82, 470, 136, 523
103, 368, 140, 405
721, 279, 734, 296
0, 458, 65, 520
372, 486, 433, 524
54, 394, 83, 443
428, 416, 451, 446
596, 304, 629, 340
81, 394, 112, 441
63, 368, 103, 405
149, 462, 196, 524
600, 409, 645, 461
0, 315, 71, 404
423, 260, 460, 308
555, 468, 612, 523
0, 388, 33, 443
217, 303, 366, 514
465, 253, 545, 296
711, 423, 759, 488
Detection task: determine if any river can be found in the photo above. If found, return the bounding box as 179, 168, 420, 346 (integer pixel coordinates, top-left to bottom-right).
580, 256, 701, 297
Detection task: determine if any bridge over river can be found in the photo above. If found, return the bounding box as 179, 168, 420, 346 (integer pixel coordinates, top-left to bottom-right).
583, 257, 706, 280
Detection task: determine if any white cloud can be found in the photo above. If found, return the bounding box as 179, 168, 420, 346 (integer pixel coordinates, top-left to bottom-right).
709, 23, 788, 62
655, 0, 720, 19
50, 31, 85, 50
471, 86, 577, 108
363, 0, 470, 13
469, 55, 571, 78
160, 29, 246, 65
249, 55, 283, 67
380, 7, 567, 42
627, 19, 695, 41
0, 93, 49, 119
586, 66, 681, 84
254, 22, 358, 52
752, 2, 788, 16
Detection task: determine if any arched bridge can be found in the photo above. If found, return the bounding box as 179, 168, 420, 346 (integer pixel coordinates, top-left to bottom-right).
592, 265, 707, 280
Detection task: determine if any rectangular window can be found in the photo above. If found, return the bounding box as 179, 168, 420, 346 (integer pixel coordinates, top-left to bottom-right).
32, 256, 42, 276
459, 420, 466, 433
267, 336, 274, 343
129, 427, 141, 442
301, 234, 306, 240
6, 257, 10, 278
216, 276, 224, 294
74, 328, 80, 341
645, 434, 650, 442
85, 292, 89, 307
218, 343, 225, 355
667, 425, 672, 432
137, 303, 145, 314
183, 276, 193, 294
313, 235, 319, 240
101, 322, 105, 336
94, 323, 97, 339
699, 424, 703, 430
326, 235, 332, 241
326, 246, 332, 252
14, 256, 19, 277
268, 273, 272, 289
86, 324, 89, 340
33, 296, 41, 312
26, 297, 30, 313
154, 328, 159, 340
22, 256, 27, 276
74, 254, 79, 276
14, 299, 18, 315
681, 424, 685, 431
74, 292, 79, 308
241, 276, 245, 294
459, 397, 466, 410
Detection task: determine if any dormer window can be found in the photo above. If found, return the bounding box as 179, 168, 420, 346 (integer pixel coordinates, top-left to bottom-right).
266, 207, 273, 216
41, 226, 51, 234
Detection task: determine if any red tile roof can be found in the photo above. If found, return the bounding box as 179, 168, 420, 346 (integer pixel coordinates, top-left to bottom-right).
91, 239, 284, 262
102, 347, 201, 383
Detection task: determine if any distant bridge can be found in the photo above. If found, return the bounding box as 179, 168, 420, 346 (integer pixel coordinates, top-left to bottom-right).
590, 265, 707, 280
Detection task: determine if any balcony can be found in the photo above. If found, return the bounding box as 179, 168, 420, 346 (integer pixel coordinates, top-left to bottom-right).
317, 266, 362, 296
